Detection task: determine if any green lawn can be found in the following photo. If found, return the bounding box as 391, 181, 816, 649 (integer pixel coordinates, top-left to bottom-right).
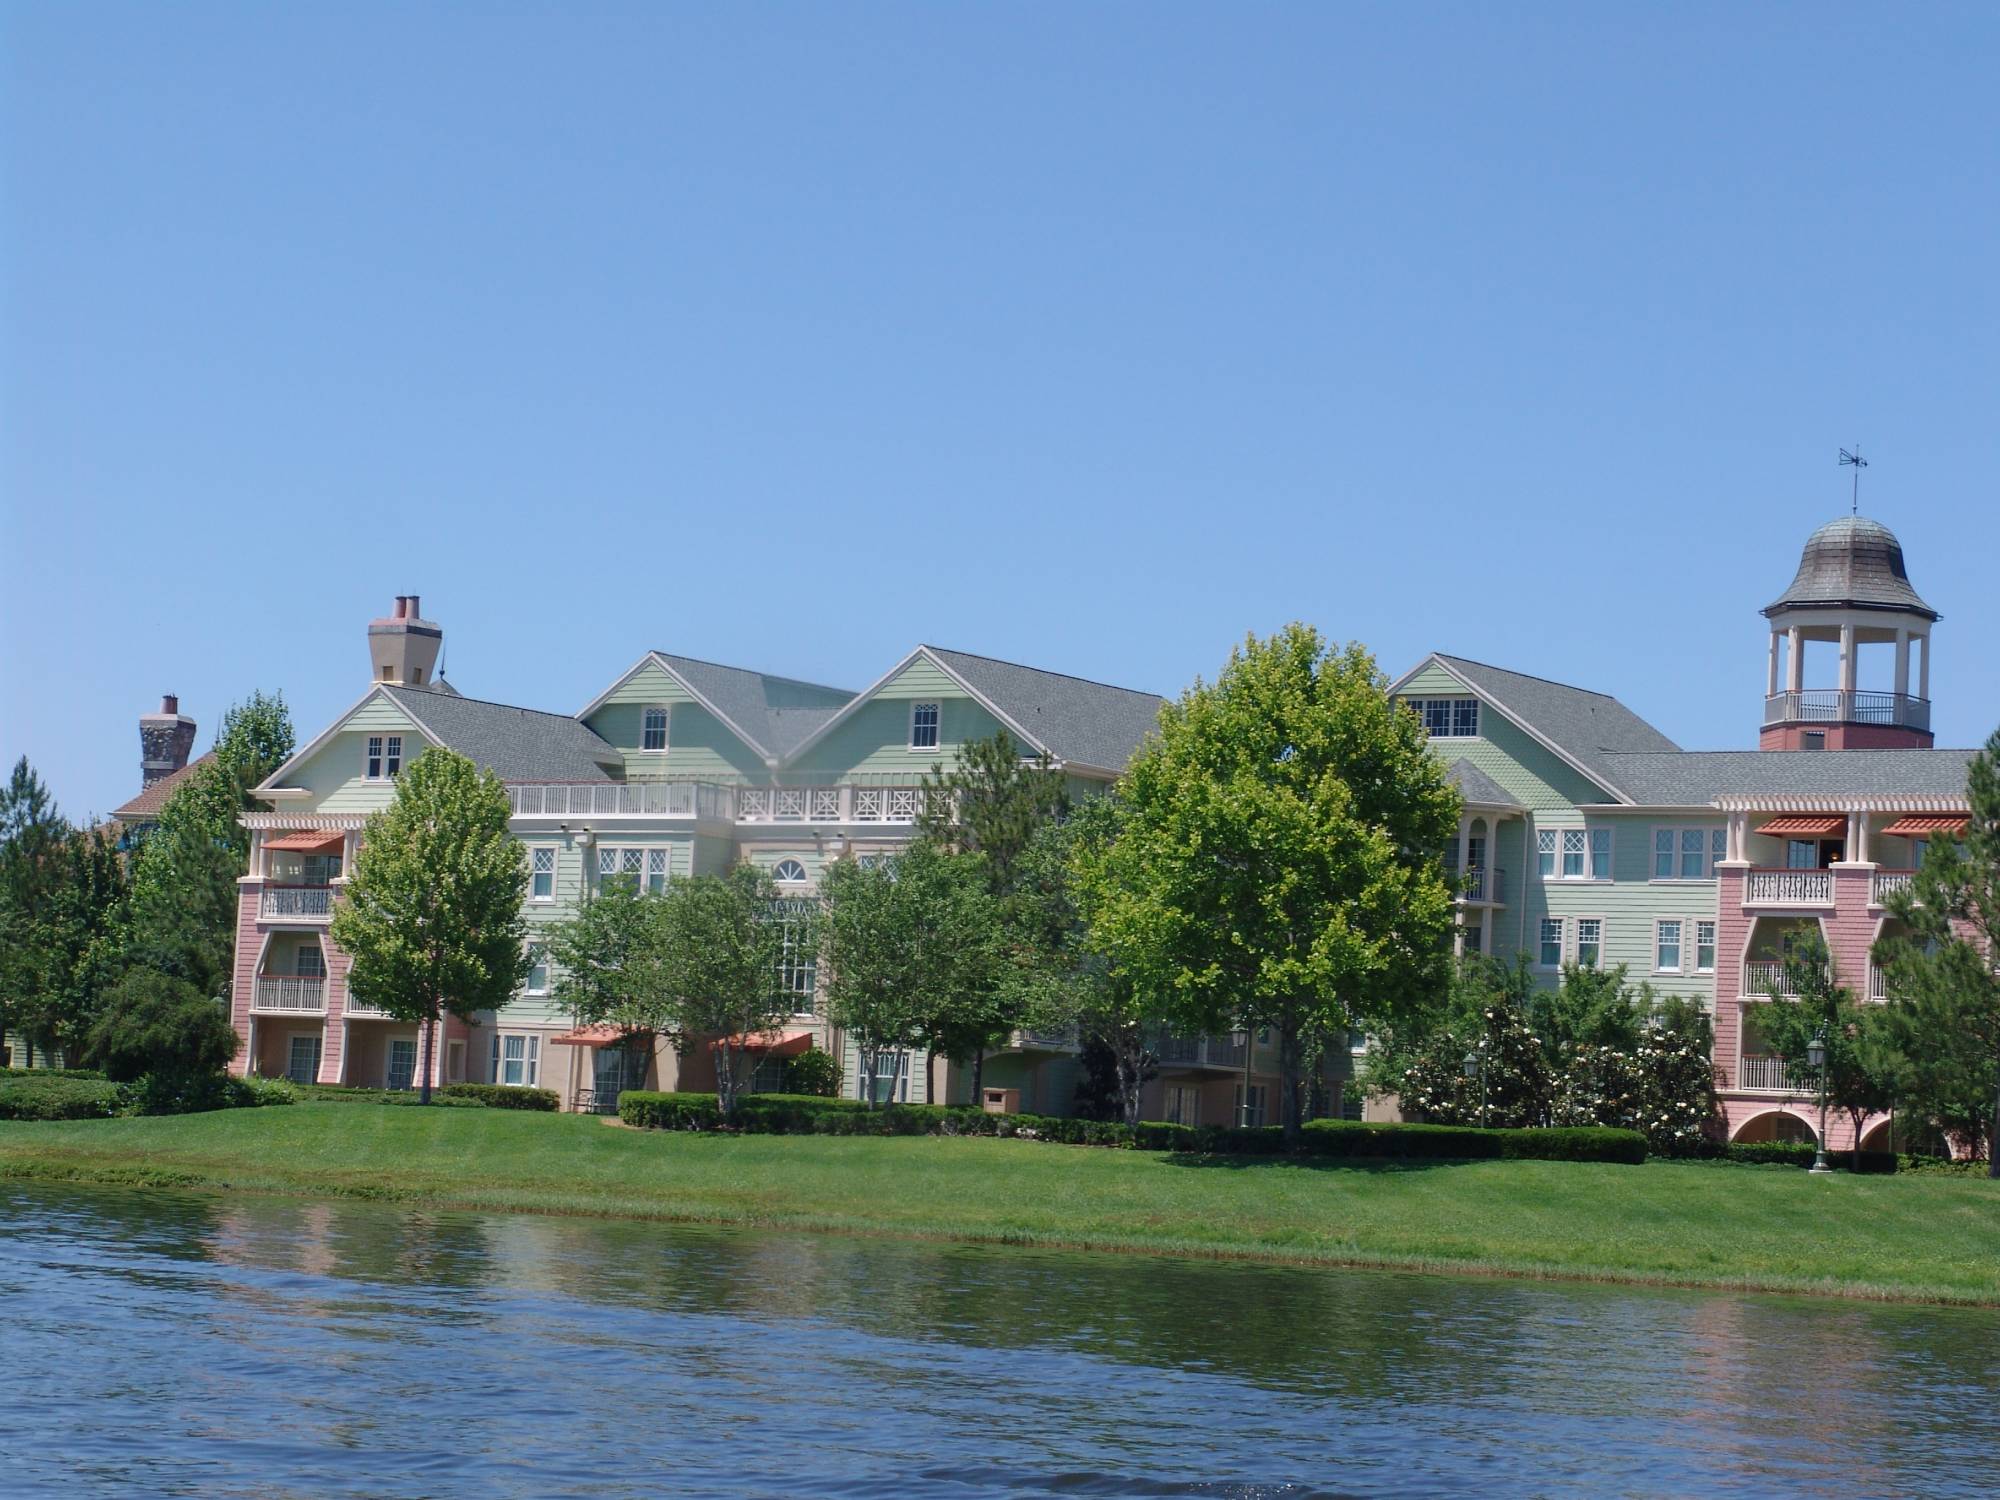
4, 1103, 1997, 1304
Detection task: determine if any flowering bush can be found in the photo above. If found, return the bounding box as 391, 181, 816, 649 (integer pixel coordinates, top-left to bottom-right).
1401, 1004, 1554, 1128
1554, 1044, 1644, 1131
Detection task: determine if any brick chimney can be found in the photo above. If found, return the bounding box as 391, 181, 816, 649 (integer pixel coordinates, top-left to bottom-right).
367, 595, 444, 687
140, 694, 197, 787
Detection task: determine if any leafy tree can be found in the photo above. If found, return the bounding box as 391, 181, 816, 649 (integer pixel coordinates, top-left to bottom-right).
822, 842, 1003, 1108
83, 969, 240, 1087
1875, 727, 2000, 1174
122, 691, 295, 999
5, 824, 127, 1066
1361, 953, 1534, 1098
546, 878, 661, 1035
331, 749, 528, 1103
0, 758, 72, 1062
919, 728, 1073, 1095
1526, 963, 1647, 1068
1755, 927, 1894, 1156
1079, 627, 1461, 1146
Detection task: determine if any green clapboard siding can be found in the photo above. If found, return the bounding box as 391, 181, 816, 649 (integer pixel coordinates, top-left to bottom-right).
1397, 664, 1613, 810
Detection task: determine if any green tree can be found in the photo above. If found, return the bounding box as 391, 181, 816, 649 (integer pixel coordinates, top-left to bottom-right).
1361, 953, 1534, 1099
545, 878, 661, 1035
1082, 627, 1461, 1145
822, 842, 1002, 1108
1875, 727, 2000, 1174
6, 824, 127, 1066
1400, 999, 1553, 1128
0, 758, 72, 1063
83, 969, 240, 1103
1756, 927, 1894, 1158
122, 691, 295, 999
330, 749, 528, 1103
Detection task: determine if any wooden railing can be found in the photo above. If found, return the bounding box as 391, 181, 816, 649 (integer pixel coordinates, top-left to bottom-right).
506, 782, 731, 819
260, 885, 333, 919
253, 976, 327, 1013
1871, 870, 1916, 906
1737, 1054, 1820, 1093
1744, 869, 1834, 907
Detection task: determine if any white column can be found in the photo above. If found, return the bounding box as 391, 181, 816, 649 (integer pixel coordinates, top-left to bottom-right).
1838, 621, 1857, 696
1766, 632, 1780, 697
1727, 812, 1748, 862
1786, 626, 1804, 692
1894, 628, 1911, 699
1852, 812, 1872, 865
1455, 817, 1472, 884
1919, 633, 1931, 700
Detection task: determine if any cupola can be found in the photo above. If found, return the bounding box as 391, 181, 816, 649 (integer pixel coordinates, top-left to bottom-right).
1760, 517, 1937, 750
367, 595, 444, 687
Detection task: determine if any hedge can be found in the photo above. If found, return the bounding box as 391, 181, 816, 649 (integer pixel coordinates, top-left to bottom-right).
0, 1066, 108, 1081
0, 1075, 125, 1121
288, 1083, 486, 1108
439, 1083, 559, 1111
614, 1091, 1647, 1163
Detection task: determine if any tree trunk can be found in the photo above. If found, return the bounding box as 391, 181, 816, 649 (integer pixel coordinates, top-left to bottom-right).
1279, 1016, 1304, 1150
971, 1046, 985, 1103
419, 1007, 436, 1105
1119, 1038, 1144, 1129
928, 1049, 940, 1107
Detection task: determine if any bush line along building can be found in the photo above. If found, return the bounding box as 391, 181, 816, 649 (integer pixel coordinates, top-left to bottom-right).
220, 517, 1978, 1148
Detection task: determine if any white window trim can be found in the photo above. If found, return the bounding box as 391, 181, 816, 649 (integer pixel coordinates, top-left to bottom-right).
492, 1031, 542, 1088
528, 845, 557, 903
1654, 918, 1685, 975
1535, 915, 1567, 971
1649, 824, 1727, 883
1694, 918, 1718, 975
284, 1031, 323, 1086
1538, 826, 1613, 882
640, 704, 670, 754
908, 701, 942, 752
1574, 915, 1605, 971
524, 943, 549, 996
772, 858, 809, 884
365, 735, 385, 780
1405, 696, 1481, 739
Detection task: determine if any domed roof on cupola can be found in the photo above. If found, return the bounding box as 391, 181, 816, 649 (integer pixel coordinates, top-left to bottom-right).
1762, 515, 1938, 621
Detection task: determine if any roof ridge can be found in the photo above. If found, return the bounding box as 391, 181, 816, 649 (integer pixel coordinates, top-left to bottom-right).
653, 650, 854, 697
1602, 747, 1980, 758
924, 644, 1165, 700
1434, 653, 1621, 702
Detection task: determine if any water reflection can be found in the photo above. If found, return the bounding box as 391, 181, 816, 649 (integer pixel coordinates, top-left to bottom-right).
3, 1183, 1996, 1498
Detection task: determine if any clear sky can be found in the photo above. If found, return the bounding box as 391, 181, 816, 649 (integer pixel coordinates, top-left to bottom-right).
4, 2, 1996, 819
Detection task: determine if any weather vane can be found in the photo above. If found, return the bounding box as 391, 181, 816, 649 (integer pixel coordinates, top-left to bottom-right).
1838, 445, 1868, 516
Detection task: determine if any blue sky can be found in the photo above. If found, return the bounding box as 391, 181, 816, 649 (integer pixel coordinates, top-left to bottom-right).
4, 3, 1996, 819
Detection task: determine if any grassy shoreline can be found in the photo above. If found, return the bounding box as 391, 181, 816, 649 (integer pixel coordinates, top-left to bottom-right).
4, 1103, 1997, 1307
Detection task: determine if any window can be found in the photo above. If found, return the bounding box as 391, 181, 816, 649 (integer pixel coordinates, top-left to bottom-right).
385, 736, 402, 778
868, 1051, 908, 1104
909, 702, 940, 750
1695, 920, 1716, 973
598, 847, 645, 891
1538, 830, 1556, 878
1787, 840, 1819, 870
525, 945, 548, 995
1590, 828, 1612, 880
646, 848, 668, 894
1164, 1085, 1200, 1126
1561, 830, 1586, 878
1576, 918, 1602, 969
749, 1055, 788, 1094
1802, 731, 1826, 751
641, 706, 668, 752
1539, 917, 1565, 968
1408, 698, 1480, 738
776, 900, 817, 1008
530, 847, 555, 902
294, 944, 325, 979
366, 736, 384, 779
772, 858, 808, 884
1655, 919, 1683, 972
492, 1033, 541, 1087
1541, 828, 1608, 880
1655, 826, 1725, 880
285, 1034, 322, 1086
387, 1038, 418, 1091
1233, 1083, 1269, 1127
1912, 838, 1930, 868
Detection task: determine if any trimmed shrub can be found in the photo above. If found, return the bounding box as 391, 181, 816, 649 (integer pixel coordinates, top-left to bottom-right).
231, 1075, 297, 1108
440, 1083, 558, 1111
0, 1075, 125, 1121
0, 1066, 108, 1081
619, 1091, 723, 1130
781, 1049, 843, 1097
288, 1083, 485, 1107
83, 970, 240, 1084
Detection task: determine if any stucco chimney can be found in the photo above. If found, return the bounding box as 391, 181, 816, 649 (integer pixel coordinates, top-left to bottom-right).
367, 595, 443, 687
140, 694, 197, 788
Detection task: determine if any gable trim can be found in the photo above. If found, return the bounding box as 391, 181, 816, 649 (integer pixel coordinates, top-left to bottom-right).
577, 652, 777, 764
254, 686, 444, 796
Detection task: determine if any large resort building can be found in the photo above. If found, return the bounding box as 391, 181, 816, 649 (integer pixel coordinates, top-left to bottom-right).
224, 517, 1983, 1149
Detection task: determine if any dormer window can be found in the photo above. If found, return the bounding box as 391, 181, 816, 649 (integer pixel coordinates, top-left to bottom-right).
909, 702, 940, 750
642, 706, 669, 752
1408, 697, 1479, 738
366, 735, 403, 780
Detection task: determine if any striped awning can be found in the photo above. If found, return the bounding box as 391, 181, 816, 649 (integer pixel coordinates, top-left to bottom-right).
1757, 815, 1846, 837
264, 829, 347, 852
1880, 814, 1967, 838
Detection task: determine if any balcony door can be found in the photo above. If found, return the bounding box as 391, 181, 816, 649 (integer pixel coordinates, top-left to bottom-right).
285, 1034, 322, 1086
387, 1038, 418, 1091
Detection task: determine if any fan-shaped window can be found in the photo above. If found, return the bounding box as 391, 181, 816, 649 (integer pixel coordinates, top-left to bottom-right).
772, 859, 809, 884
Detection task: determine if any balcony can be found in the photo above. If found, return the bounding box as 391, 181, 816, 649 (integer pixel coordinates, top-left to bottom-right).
1742, 959, 1829, 998
1744, 868, 1834, 907
1011, 1026, 1078, 1052
1458, 867, 1505, 905
260, 885, 334, 921
1871, 870, 1916, 907
1763, 689, 1930, 731
344, 999, 393, 1019
253, 976, 327, 1013
737, 785, 933, 825
506, 782, 730, 820
1154, 1033, 1248, 1070
1736, 1054, 1821, 1094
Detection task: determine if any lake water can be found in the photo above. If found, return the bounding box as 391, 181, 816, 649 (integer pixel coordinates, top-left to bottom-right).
1, 1184, 1996, 1498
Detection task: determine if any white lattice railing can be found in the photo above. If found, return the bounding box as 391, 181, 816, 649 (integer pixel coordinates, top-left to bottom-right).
506, 782, 731, 819
1745, 869, 1834, 906
253, 976, 327, 1012
261, 886, 333, 920
1871, 870, 1916, 906
344, 999, 393, 1019
1737, 1054, 1820, 1093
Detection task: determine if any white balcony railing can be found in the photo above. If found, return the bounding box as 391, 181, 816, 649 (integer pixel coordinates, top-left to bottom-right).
1737, 1054, 1821, 1093
1744, 869, 1834, 907
506, 782, 732, 820
344, 999, 393, 1019
1762, 689, 1930, 731
1154, 1033, 1249, 1070
1013, 1026, 1078, 1052
1869, 968, 1888, 1002
260, 885, 333, 920
1742, 959, 1831, 998
253, 976, 327, 1013
1458, 867, 1505, 904
1871, 870, 1916, 906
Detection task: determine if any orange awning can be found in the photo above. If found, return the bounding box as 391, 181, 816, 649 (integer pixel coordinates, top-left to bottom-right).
1880, 814, 1967, 838
264, 829, 347, 852
708, 1028, 813, 1057
1757, 815, 1846, 837
550, 1024, 650, 1049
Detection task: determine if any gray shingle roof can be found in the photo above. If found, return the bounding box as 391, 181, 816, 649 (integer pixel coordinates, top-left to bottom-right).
1444, 758, 1524, 809
655, 654, 854, 760
924, 646, 1166, 771
1431, 655, 1680, 796
386, 685, 623, 782
1599, 748, 1978, 805
1764, 516, 1938, 619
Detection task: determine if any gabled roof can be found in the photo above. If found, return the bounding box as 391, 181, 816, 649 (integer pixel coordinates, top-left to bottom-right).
922, 647, 1165, 772
382, 685, 622, 782
653, 654, 853, 761
1395, 653, 1680, 804
111, 751, 215, 822
1443, 758, 1523, 810
1597, 748, 1979, 806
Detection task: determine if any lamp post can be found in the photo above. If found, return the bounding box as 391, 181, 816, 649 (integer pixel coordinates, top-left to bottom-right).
1807, 1030, 1831, 1174
1463, 1048, 1488, 1129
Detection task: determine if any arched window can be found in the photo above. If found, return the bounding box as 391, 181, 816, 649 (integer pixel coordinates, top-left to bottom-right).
772, 859, 808, 884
